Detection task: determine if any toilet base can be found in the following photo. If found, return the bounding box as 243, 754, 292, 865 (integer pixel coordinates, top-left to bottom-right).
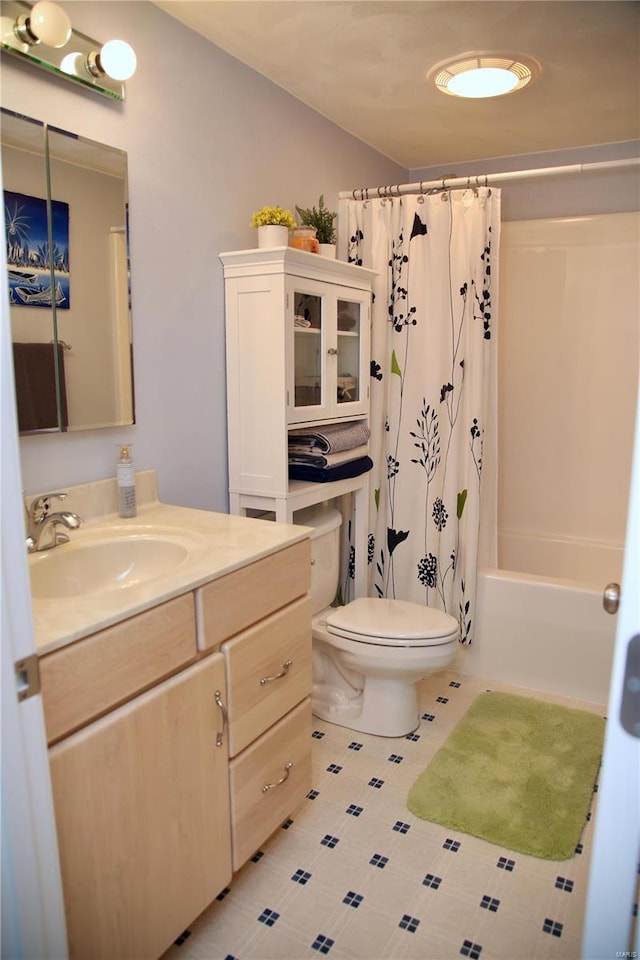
312, 676, 420, 738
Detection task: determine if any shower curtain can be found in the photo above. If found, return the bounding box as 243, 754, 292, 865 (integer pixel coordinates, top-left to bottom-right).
342, 188, 500, 644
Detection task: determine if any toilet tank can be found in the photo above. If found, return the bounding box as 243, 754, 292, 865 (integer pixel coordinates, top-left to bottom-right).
295, 505, 342, 615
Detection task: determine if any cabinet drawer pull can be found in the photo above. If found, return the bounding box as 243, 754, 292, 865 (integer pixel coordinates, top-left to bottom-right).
214, 689, 227, 747
262, 761, 293, 794
260, 659, 293, 685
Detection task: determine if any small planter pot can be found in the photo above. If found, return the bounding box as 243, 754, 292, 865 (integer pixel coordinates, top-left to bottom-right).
318, 243, 337, 258
257, 224, 289, 248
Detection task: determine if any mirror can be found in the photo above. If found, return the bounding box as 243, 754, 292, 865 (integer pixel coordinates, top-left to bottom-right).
1, 107, 135, 433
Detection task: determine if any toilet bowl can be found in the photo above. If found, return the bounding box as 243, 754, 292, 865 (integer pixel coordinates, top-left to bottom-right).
296, 504, 459, 737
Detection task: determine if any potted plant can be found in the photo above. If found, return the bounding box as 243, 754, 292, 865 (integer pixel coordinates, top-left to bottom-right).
250, 205, 296, 248
295, 195, 337, 257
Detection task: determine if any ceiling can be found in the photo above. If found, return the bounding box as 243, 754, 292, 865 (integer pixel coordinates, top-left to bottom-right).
153, 1, 640, 169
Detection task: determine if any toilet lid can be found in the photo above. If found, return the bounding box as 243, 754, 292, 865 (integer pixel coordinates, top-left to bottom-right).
326, 598, 459, 646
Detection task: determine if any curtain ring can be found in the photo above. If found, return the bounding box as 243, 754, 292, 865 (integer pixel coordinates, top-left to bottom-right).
484, 175, 489, 187
441, 178, 447, 190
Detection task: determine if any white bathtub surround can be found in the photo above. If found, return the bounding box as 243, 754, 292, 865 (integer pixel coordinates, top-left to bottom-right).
455, 569, 616, 704
162, 669, 604, 960
498, 529, 624, 587
343, 189, 500, 643
498, 213, 639, 589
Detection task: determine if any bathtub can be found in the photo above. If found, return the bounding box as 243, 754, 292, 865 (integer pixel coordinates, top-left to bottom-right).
453, 568, 617, 706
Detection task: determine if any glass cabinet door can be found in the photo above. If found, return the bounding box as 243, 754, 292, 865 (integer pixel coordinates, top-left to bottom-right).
337, 298, 361, 406
289, 278, 369, 424
293, 289, 323, 412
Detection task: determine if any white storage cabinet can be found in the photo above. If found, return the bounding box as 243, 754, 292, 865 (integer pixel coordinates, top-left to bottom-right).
221, 246, 376, 595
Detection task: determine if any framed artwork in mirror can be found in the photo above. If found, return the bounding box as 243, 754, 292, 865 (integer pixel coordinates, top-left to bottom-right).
5, 189, 70, 308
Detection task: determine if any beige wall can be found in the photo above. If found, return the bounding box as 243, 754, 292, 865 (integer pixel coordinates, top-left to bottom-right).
497, 212, 639, 584
2, 1, 404, 510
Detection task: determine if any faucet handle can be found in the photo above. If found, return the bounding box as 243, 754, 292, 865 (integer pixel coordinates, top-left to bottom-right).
27, 491, 68, 522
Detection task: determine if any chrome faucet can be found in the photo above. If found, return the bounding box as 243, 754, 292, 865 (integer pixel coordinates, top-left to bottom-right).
24, 492, 82, 553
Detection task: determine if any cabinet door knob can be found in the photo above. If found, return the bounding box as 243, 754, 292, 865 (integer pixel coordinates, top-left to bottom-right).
262, 761, 293, 793
214, 689, 227, 747
327, 347, 338, 355
260, 659, 293, 685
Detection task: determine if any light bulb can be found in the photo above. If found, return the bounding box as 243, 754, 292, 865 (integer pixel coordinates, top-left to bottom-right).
448, 67, 520, 99
28, 1, 71, 47
99, 39, 136, 81
60, 50, 83, 77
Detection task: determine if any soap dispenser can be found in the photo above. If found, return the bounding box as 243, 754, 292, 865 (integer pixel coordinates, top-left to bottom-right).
116, 444, 137, 518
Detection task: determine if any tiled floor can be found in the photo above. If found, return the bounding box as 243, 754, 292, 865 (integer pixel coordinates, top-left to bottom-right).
163, 670, 606, 960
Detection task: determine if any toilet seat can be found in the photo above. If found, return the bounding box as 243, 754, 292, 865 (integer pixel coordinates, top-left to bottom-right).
325, 598, 459, 648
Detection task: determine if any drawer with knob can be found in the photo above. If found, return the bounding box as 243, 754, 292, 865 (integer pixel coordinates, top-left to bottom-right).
222, 595, 312, 756
228, 698, 312, 870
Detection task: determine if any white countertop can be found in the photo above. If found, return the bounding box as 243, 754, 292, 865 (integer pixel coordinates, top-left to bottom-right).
31, 500, 310, 656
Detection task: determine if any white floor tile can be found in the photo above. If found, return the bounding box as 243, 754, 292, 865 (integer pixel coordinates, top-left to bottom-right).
163, 670, 605, 960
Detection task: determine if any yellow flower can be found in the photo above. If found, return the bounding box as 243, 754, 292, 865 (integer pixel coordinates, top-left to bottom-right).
250, 205, 296, 229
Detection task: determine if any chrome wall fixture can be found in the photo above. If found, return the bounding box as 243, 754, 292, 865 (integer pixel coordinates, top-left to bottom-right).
1, 1, 136, 100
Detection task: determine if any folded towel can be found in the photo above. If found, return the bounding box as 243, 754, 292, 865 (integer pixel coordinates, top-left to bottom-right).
289, 455, 373, 483
288, 443, 370, 468
288, 420, 370, 453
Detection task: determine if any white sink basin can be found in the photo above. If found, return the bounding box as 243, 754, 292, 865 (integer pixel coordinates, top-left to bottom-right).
29, 529, 201, 599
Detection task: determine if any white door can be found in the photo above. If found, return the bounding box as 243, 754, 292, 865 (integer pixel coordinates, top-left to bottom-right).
0, 178, 68, 958
582, 386, 640, 958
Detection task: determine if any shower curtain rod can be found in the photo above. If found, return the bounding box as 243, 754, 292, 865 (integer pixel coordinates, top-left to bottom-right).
339, 156, 640, 200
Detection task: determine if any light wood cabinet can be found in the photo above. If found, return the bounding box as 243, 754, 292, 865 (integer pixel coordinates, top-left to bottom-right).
49, 655, 231, 960
42, 537, 313, 959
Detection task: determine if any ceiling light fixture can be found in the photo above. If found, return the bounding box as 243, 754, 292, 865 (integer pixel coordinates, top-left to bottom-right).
1, 0, 136, 99
430, 53, 539, 99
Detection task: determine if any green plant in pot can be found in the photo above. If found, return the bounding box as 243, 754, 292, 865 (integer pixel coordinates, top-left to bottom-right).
295, 195, 337, 254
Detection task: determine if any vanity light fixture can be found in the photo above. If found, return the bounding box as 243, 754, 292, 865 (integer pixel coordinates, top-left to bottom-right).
1, 0, 136, 100
430, 53, 539, 99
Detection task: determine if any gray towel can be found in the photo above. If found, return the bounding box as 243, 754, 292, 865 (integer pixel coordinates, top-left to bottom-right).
288, 420, 370, 454
288, 443, 370, 468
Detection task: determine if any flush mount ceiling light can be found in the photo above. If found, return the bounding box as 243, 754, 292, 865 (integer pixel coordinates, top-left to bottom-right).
1, 0, 136, 100
430, 53, 540, 99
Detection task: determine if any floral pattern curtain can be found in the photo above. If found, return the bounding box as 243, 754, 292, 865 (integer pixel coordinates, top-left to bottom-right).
343, 188, 500, 644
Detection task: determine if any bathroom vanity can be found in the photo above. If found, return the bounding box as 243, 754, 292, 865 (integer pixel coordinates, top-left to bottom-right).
30, 473, 312, 960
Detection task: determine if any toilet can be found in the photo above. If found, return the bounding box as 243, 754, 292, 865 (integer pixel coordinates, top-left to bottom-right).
297, 504, 459, 737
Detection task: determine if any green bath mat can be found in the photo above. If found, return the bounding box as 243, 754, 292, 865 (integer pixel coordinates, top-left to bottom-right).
407, 691, 605, 860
